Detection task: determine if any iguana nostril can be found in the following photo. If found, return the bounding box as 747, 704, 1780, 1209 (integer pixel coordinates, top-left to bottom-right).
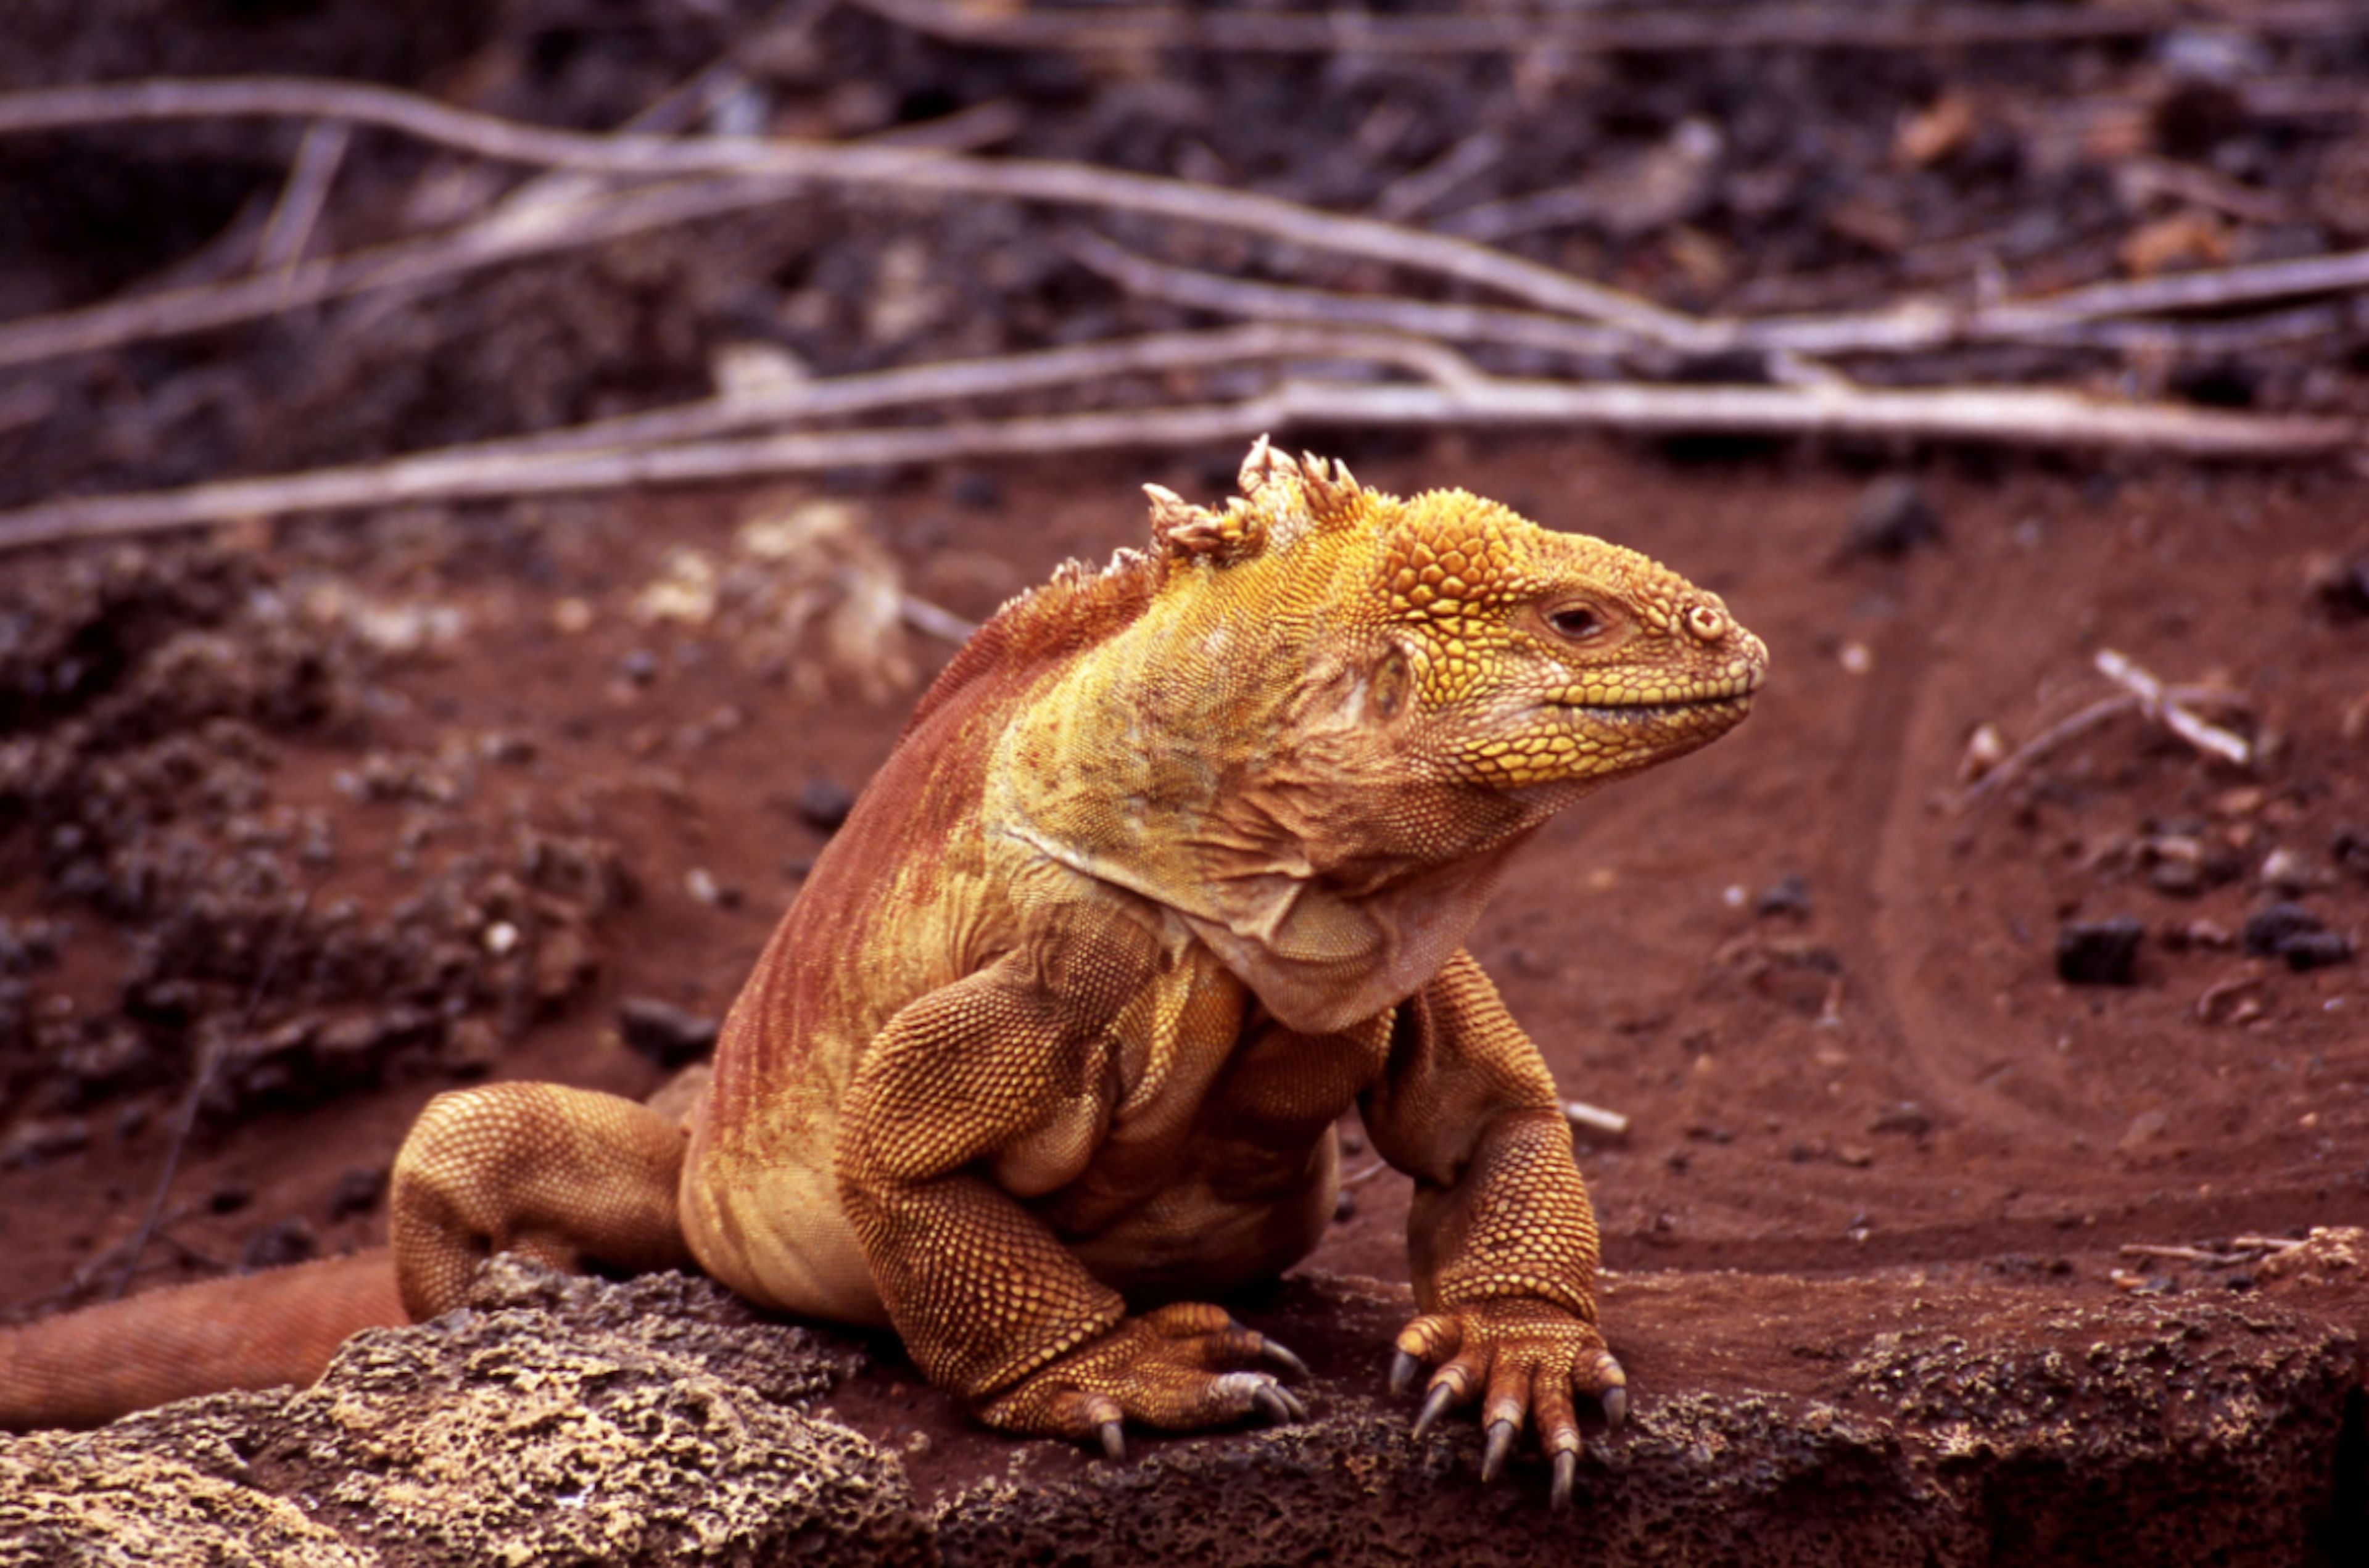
1684, 604, 1728, 643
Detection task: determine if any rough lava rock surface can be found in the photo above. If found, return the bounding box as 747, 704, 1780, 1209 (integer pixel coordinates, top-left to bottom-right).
4, 1256, 2364, 1567
0, 1260, 927, 1568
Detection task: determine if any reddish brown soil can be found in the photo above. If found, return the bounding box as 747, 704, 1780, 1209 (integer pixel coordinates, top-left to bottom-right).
4, 435, 2367, 1472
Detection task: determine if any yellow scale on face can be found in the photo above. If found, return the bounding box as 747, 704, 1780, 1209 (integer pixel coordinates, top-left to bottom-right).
1358, 491, 1758, 791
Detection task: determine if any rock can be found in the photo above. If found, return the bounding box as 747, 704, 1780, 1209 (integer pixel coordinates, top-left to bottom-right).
2241, 902, 2349, 969
0, 1260, 916, 1568
616, 997, 721, 1068
2307, 552, 2369, 619
2056, 917, 2144, 986
934, 1273, 2360, 1568
2279, 931, 2354, 972
796, 777, 858, 834
1754, 874, 1812, 918
239, 1219, 317, 1272
2333, 825, 2369, 880
328, 1166, 387, 1221
0, 1116, 89, 1170
2, 1265, 2357, 1565
1844, 477, 1942, 558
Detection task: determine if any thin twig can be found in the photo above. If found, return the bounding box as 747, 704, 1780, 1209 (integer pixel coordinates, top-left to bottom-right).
844, 0, 2369, 56
0, 75, 1705, 355
1, 370, 2352, 554
2017, 300, 2360, 357
1563, 1100, 1632, 1140
0, 170, 811, 371
2117, 1242, 2252, 1267
1956, 695, 2136, 811
1065, 231, 1634, 362
482, 322, 1486, 460
1958, 664, 2256, 813
2094, 648, 2252, 767
9, 77, 2369, 373
2230, 1234, 2312, 1252
253, 118, 350, 276
110, 888, 312, 1300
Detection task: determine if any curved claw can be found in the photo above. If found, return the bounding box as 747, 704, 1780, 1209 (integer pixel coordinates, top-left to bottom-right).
1251, 1382, 1307, 1426
1601, 1385, 1627, 1429
1260, 1339, 1309, 1379
1389, 1348, 1421, 1397
1550, 1448, 1577, 1512
1098, 1421, 1126, 1463
1479, 1419, 1516, 1483
1411, 1380, 1457, 1440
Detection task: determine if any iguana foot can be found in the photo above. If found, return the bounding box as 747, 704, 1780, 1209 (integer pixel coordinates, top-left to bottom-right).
979, 1302, 1308, 1458
1388, 1297, 1625, 1510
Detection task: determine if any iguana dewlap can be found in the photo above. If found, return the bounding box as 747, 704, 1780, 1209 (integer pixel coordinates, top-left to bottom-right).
2, 441, 1765, 1506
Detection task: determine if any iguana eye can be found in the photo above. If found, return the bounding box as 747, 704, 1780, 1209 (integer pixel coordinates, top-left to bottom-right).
1547, 606, 1604, 641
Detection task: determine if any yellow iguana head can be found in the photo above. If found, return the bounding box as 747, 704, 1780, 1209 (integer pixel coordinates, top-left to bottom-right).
986, 438, 1768, 1030
1131, 436, 1767, 808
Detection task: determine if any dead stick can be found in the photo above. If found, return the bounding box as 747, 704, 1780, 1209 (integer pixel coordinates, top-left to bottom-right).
0, 76, 1704, 351
1957, 695, 2136, 811
9, 77, 2369, 370
252, 118, 350, 274
2094, 649, 2252, 767
2116, 1243, 2250, 1266
491, 323, 1486, 460
1, 374, 2353, 553
0, 170, 812, 371
845, 0, 2369, 56
1065, 231, 1633, 361
111, 888, 310, 1300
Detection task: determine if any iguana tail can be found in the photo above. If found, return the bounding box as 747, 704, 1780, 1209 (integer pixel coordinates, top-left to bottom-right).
0, 1249, 404, 1431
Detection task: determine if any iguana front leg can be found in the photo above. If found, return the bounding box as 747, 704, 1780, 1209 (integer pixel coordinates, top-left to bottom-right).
1362, 949, 1624, 1509
835, 938, 1304, 1455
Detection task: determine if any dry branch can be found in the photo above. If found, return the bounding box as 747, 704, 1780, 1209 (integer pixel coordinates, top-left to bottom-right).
0, 170, 809, 371
253, 119, 350, 275
1958, 654, 2258, 812
844, 0, 2369, 56
8, 76, 2369, 376
0, 75, 1701, 355
1065, 231, 1634, 361
0, 369, 2350, 555
492, 323, 1484, 460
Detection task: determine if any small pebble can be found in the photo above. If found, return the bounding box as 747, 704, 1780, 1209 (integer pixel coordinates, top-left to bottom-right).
241, 1219, 318, 1271
2057, 918, 2144, 986
329, 1166, 389, 1221
796, 778, 858, 833
1844, 476, 1941, 557
1755, 874, 1812, 918
618, 996, 722, 1068
2280, 930, 2354, 972
2241, 902, 2326, 959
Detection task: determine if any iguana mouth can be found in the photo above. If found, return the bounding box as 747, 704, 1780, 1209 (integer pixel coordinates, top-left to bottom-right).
1557, 691, 1758, 722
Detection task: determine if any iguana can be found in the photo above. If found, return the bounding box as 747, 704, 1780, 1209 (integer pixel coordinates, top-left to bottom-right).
1, 440, 1765, 1506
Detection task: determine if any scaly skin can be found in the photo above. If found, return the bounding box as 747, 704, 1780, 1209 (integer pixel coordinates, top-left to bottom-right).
1, 442, 1766, 1504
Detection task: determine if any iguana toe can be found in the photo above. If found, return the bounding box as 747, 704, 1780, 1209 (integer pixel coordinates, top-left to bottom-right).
1394, 1298, 1624, 1505
980, 1304, 1310, 1452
